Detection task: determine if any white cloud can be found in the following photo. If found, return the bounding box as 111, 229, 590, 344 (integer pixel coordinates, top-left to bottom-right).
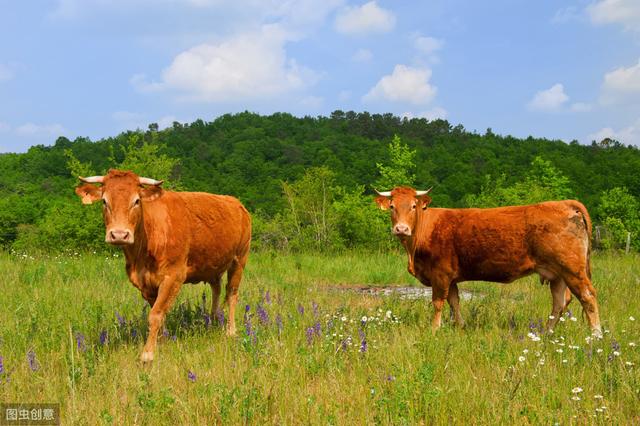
587, 0, 640, 31
133, 25, 320, 102
414, 36, 443, 56
552, 6, 582, 24
363, 65, 437, 106
352, 48, 373, 62
402, 107, 448, 121
587, 119, 640, 145
601, 59, 640, 103
334, 1, 396, 36
570, 102, 593, 112
156, 115, 182, 129
527, 83, 569, 111
0, 64, 14, 81
14, 123, 66, 137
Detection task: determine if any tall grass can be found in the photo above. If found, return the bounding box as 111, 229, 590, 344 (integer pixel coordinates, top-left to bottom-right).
0, 250, 638, 424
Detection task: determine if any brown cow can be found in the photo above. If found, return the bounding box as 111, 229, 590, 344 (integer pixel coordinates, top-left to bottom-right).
76, 169, 251, 362
375, 186, 601, 336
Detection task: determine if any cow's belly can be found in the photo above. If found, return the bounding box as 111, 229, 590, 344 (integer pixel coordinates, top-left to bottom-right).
460, 257, 536, 283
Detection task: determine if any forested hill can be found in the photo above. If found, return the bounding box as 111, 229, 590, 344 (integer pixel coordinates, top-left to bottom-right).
1, 111, 639, 251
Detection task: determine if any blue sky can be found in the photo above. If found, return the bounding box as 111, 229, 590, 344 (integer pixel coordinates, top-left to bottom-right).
1, 0, 639, 152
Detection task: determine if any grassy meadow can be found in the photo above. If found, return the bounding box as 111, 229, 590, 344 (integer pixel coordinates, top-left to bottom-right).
0, 250, 639, 424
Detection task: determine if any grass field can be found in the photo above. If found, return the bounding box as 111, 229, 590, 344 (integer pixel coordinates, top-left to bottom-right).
0, 250, 638, 424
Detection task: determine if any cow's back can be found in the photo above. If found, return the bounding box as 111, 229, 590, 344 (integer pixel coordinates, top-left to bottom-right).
416, 201, 590, 283
143, 191, 251, 283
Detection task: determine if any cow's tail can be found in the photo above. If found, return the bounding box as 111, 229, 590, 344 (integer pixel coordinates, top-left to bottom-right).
570, 200, 592, 280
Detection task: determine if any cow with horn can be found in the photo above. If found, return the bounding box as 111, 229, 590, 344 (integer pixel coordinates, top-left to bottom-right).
76, 169, 251, 362
374, 186, 601, 336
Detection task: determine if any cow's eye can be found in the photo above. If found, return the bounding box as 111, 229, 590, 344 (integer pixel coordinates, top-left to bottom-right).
389, 204, 394, 210
102, 198, 107, 206
133, 198, 141, 206
412, 204, 416, 210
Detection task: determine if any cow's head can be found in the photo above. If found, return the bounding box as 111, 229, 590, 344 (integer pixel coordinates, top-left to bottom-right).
75, 169, 163, 245
374, 186, 432, 238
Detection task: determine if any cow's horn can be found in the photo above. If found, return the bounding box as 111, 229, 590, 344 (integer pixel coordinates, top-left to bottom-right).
375, 189, 392, 197
139, 177, 163, 186
415, 187, 433, 196
79, 176, 104, 184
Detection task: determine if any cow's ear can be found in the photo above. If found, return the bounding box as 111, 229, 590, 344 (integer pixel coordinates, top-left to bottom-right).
375, 196, 391, 210
75, 184, 102, 205
141, 185, 163, 201
418, 194, 432, 210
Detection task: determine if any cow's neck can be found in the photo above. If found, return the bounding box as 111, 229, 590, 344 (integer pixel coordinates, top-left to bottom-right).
122, 220, 149, 267
404, 209, 432, 266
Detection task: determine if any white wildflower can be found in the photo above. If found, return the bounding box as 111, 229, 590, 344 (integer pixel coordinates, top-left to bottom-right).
518, 356, 525, 362
630, 316, 635, 321
572, 387, 583, 393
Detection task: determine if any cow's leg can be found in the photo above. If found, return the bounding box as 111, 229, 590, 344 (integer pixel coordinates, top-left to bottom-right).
210, 276, 222, 323
547, 278, 567, 332
563, 274, 602, 336
431, 285, 448, 332
447, 283, 464, 327
225, 254, 248, 337
141, 275, 184, 363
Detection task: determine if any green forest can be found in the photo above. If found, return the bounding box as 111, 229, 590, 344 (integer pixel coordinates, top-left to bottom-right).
1, 111, 639, 252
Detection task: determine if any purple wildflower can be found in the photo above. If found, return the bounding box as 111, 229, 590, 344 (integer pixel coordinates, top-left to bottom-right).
171, 334, 177, 342
313, 321, 321, 336
245, 304, 251, 313
305, 327, 314, 345
27, 349, 39, 372
264, 290, 271, 305
611, 339, 621, 352
75, 332, 86, 352
162, 328, 170, 338
312, 301, 319, 317
257, 304, 269, 325
297, 304, 304, 316
275, 313, 283, 335
566, 309, 573, 318
203, 313, 211, 328
245, 316, 255, 341
99, 330, 108, 345
131, 328, 138, 339
386, 375, 396, 382
0, 355, 4, 374
340, 339, 348, 352
188, 370, 196, 382
359, 329, 367, 353
115, 312, 125, 327
216, 309, 225, 327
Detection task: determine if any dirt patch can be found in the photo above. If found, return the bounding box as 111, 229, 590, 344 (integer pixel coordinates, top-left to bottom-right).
328, 285, 480, 301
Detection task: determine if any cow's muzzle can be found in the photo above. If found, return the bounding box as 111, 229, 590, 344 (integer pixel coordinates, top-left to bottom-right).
106, 228, 134, 245
393, 223, 412, 237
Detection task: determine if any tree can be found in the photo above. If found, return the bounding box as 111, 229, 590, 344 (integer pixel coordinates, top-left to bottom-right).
465, 156, 574, 207
282, 167, 342, 250
375, 135, 416, 190
597, 187, 640, 250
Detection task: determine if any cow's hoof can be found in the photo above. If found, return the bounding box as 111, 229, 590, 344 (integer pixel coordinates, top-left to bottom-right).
140, 351, 154, 363
226, 329, 237, 337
